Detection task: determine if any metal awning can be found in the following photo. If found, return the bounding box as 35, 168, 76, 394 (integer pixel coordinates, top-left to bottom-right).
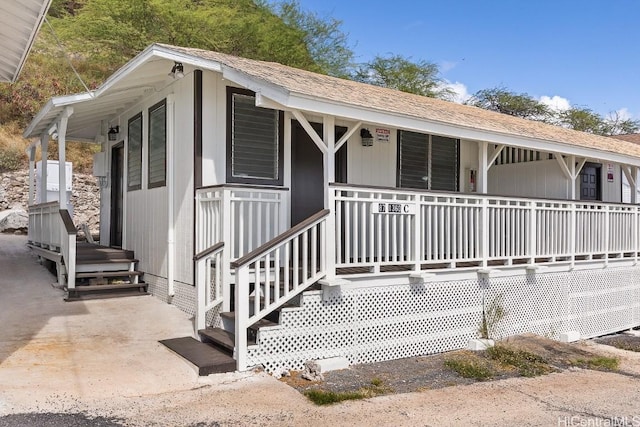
0, 0, 52, 83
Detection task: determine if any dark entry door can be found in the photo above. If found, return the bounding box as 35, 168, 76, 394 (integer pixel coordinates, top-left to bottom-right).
580, 163, 601, 201
110, 144, 124, 247
291, 121, 346, 226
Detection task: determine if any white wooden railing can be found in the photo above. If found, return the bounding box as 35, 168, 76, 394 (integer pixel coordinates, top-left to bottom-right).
232, 209, 329, 371
194, 242, 225, 332
28, 201, 62, 250
333, 184, 640, 272
195, 185, 288, 259
59, 209, 77, 290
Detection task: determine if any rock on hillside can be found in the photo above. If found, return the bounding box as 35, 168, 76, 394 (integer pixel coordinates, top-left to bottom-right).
0, 169, 100, 236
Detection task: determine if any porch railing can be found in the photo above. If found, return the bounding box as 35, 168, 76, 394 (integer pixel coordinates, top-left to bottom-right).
194, 242, 225, 331
195, 185, 288, 260
28, 201, 61, 250
59, 209, 77, 290
333, 184, 640, 272
231, 209, 329, 371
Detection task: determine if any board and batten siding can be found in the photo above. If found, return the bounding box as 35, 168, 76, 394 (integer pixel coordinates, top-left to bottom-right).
114, 73, 194, 283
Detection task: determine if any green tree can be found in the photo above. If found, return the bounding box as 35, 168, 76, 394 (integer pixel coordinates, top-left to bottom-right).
603, 111, 640, 136
557, 107, 606, 134
268, 0, 354, 78
465, 86, 552, 122
353, 54, 453, 99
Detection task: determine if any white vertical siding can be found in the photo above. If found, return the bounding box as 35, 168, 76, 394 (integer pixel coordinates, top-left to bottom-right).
201, 72, 226, 186
347, 128, 397, 187
488, 159, 569, 199
173, 75, 194, 284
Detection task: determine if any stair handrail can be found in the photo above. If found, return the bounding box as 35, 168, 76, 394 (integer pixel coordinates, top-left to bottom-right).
194, 241, 225, 332
59, 209, 77, 291
232, 209, 330, 371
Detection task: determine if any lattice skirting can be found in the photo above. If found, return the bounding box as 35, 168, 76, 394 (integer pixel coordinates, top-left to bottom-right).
248, 266, 640, 374
145, 274, 197, 318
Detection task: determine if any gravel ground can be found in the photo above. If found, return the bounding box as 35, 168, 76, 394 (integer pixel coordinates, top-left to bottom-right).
282, 334, 640, 397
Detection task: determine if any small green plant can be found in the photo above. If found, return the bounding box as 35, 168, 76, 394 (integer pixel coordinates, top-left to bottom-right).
479, 293, 506, 339
444, 354, 495, 380
0, 145, 25, 172
487, 345, 553, 377
304, 389, 368, 405
304, 378, 391, 405
570, 356, 619, 371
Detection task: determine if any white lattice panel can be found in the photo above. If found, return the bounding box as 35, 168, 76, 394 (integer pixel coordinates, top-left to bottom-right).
568, 269, 640, 338
246, 266, 640, 374
145, 273, 197, 318
247, 280, 482, 374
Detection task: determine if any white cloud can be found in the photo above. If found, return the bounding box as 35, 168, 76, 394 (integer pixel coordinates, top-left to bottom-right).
441, 81, 471, 104
539, 95, 571, 112
440, 60, 458, 73
613, 107, 632, 120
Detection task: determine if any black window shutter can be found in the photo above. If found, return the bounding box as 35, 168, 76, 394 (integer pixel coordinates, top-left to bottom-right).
398, 130, 429, 190
430, 135, 458, 191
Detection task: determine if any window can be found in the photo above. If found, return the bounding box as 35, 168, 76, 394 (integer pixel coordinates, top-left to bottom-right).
148, 99, 166, 188
226, 87, 283, 185
398, 130, 458, 191
127, 113, 142, 191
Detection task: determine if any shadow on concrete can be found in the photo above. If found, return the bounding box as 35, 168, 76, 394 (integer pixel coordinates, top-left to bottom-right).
0, 234, 89, 366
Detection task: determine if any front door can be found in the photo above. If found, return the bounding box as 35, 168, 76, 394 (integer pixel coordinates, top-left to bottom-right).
580, 163, 601, 201
110, 144, 124, 247
291, 121, 347, 225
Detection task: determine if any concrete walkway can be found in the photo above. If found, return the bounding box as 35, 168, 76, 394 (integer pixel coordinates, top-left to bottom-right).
0, 234, 202, 409
3, 233, 640, 426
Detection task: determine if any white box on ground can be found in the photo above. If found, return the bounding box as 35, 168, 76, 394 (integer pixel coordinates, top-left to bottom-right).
559, 331, 580, 343
467, 338, 495, 351
313, 356, 350, 372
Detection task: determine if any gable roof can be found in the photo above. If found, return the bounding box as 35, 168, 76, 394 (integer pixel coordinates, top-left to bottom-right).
0, 0, 52, 83
24, 43, 640, 166
612, 134, 640, 145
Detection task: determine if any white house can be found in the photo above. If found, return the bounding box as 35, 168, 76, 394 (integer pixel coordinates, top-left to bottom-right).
23, 44, 640, 373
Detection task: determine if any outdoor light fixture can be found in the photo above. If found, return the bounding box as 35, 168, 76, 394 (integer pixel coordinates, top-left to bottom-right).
168, 62, 184, 79
107, 125, 120, 141
360, 128, 374, 146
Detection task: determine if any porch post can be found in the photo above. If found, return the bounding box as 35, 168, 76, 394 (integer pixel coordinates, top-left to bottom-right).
39, 132, 48, 204
323, 115, 337, 280
632, 166, 638, 205
27, 144, 36, 206
57, 108, 72, 210
477, 141, 489, 194
478, 141, 489, 267
568, 155, 576, 200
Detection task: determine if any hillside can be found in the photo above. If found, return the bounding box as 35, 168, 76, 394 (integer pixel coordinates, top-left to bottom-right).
0, 0, 331, 173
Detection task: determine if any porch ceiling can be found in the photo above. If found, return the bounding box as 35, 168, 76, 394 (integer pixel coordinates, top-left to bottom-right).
0, 0, 52, 83
24, 58, 176, 142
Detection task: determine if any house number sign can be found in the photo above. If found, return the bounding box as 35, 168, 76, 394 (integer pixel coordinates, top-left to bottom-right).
375, 203, 416, 214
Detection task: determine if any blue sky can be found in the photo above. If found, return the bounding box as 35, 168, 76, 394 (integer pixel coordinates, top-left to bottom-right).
296, 0, 640, 120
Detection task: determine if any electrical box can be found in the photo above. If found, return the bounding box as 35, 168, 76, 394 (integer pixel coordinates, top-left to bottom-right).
93, 151, 108, 177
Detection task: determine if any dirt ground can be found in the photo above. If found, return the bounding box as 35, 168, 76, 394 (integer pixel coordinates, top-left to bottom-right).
282, 333, 640, 397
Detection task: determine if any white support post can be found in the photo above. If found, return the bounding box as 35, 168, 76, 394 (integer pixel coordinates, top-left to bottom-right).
478, 141, 489, 194
221, 188, 233, 312
195, 258, 207, 333
234, 265, 249, 371
324, 115, 336, 280
40, 133, 48, 204
529, 200, 537, 264
478, 141, 489, 267
56, 108, 72, 210
623, 165, 638, 204
167, 94, 176, 298
570, 202, 576, 268
27, 145, 36, 206
568, 155, 576, 200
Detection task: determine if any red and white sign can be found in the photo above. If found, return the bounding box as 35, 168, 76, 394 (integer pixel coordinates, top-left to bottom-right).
375, 128, 390, 143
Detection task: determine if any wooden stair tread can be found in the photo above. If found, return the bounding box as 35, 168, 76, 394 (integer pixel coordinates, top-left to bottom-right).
76, 258, 139, 265
219, 312, 278, 330
75, 270, 143, 278
198, 327, 236, 353
72, 282, 148, 292
159, 336, 235, 376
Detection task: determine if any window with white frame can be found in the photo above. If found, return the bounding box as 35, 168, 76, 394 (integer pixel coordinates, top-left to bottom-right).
226, 87, 283, 185
148, 99, 166, 188
398, 130, 459, 191
127, 112, 142, 191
